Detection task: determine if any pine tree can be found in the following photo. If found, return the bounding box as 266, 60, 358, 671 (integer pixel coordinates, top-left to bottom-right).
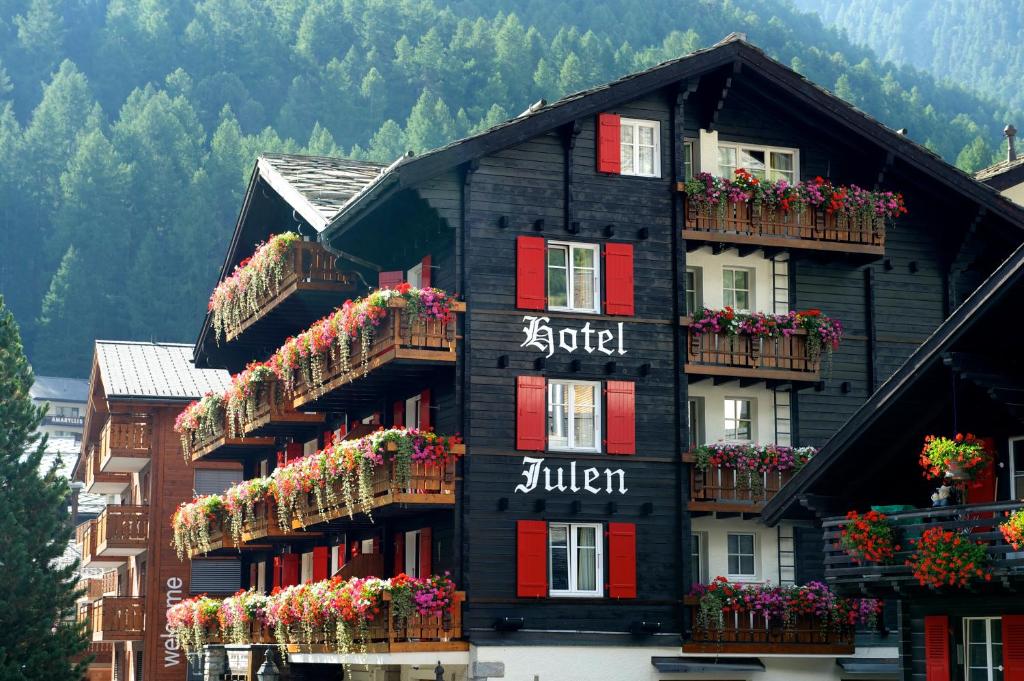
0, 294, 89, 680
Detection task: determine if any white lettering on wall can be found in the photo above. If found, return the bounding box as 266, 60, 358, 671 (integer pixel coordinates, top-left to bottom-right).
521, 317, 627, 358
163, 576, 184, 667
513, 457, 628, 495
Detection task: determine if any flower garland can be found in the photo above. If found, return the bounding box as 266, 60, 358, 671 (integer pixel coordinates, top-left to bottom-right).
919, 433, 991, 480
1000, 509, 1024, 551
683, 170, 907, 225
690, 307, 843, 367
905, 526, 991, 588
218, 589, 269, 644
266, 285, 457, 396
692, 442, 816, 493
209, 232, 302, 343
174, 392, 226, 462
839, 510, 900, 565
171, 495, 226, 559
224, 361, 277, 436
166, 595, 222, 655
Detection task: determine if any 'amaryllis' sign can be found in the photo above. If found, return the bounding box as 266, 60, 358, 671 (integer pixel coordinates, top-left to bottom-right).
514, 457, 628, 495
520, 316, 627, 358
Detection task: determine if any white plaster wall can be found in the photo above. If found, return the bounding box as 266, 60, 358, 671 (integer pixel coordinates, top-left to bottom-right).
1002, 182, 1024, 206
692, 516, 784, 585
686, 248, 781, 315
471, 644, 846, 681
687, 383, 777, 445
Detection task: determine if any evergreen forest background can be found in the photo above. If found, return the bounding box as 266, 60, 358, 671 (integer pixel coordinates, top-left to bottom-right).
0, 0, 1020, 376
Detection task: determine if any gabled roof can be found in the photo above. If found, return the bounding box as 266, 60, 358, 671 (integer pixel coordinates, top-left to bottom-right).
95, 341, 231, 401
321, 35, 1024, 242
30, 376, 89, 403
762, 238, 1024, 524
976, 156, 1024, 192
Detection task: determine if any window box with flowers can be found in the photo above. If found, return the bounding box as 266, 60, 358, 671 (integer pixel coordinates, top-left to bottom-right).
839, 510, 900, 565
905, 526, 991, 589
686, 443, 816, 509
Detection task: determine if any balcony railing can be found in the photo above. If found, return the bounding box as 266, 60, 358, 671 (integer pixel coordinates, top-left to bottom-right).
76, 520, 121, 568
188, 410, 276, 462
683, 323, 820, 382
222, 240, 357, 344
822, 501, 1024, 596
76, 577, 104, 602
237, 380, 324, 437
681, 196, 886, 256
240, 499, 314, 544
83, 445, 130, 495
98, 415, 151, 473
683, 453, 796, 513
683, 596, 854, 654
90, 597, 145, 641
71, 642, 113, 666
101, 569, 121, 597
93, 505, 148, 559
291, 299, 464, 410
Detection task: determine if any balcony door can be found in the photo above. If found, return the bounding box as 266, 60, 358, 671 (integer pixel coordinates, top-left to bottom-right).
1009, 437, 1024, 500
964, 617, 1004, 681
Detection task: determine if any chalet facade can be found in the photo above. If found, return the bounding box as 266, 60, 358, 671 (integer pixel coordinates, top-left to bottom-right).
71, 342, 236, 681
161, 36, 1024, 681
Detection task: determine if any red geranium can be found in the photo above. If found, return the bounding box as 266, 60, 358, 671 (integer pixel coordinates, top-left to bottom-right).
839, 510, 900, 564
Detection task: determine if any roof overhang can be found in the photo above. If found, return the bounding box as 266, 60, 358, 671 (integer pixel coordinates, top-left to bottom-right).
836, 657, 900, 678
256, 156, 330, 231
651, 656, 765, 672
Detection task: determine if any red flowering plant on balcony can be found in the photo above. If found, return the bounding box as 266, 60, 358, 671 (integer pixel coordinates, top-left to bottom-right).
905, 526, 991, 588
692, 442, 816, 493
209, 231, 302, 343
267, 284, 458, 395
839, 510, 900, 564
174, 392, 226, 461
218, 589, 269, 644
224, 361, 277, 436
166, 595, 222, 655
919, 433, 991, 480
171, 494, 227, 559
1000, 509, 1024, 551
222, 476, 274, 545
689, 307, 844, 367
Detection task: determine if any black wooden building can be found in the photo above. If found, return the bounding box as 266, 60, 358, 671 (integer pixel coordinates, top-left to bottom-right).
184, 35, 1024, 681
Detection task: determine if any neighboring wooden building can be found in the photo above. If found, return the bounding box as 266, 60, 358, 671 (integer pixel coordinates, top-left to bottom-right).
174, 35, 1024, 681
977, 125, 1024, 206
72, 341, 236, 681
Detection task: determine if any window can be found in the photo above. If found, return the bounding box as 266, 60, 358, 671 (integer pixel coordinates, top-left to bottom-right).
620, 118, 660, 177
683, 140, 694, 180
257, 561, 266, 592
360, 538, 375, 554
717, 142, 797, 182
687, 397, 705, 451
547, 242, 599, 313
691, 531, 709, 585
549, 523, 603, 596
548, 380, 601, 452
722, 267, 752, 312
404, 530, 422, 577
964, 617, 1003, 681
727, 533, 756, 577
1011, 437, 1024, 500
685, 267, 702, 315
724, 398, 754, 441
301, 552, 314, 583
406, 262, 423, 288
405, 395, 421, 430
56, 406, 80, 417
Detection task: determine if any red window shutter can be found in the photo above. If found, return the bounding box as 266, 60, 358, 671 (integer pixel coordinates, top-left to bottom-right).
393, 401, 404, 428
281, 554, 300, 588
419, 527, 432, 577
393, 533, 405, 576
420, 255, 432, 288
516, 236, 546, 310
608, 522, 637, 598
604, 242, 634, 316
924, 615, 950, 681
378, 271, 403, 288
597, 113, 622, 174
272, 557, 281, 590
1004, 616, 1024, 681
420, 389, 432, 430
313, 546, 329, 582
372, 537, 381, 554
322, 430, 334, 449
605, 380, 636, 455
350, 541, 359, 558
967, 437, 997, 504
285, 442, 302, 465
516, 376, 546, 451
517, 520, 547, 597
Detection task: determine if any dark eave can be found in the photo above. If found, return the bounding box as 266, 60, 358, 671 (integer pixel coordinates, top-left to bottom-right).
762, 238, 1024, 525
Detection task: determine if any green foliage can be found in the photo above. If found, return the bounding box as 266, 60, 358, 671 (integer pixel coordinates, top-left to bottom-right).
0, 0, 1018, 376
0, 295, 90, 680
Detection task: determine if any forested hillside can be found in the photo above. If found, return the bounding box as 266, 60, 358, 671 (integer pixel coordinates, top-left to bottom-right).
794, 0, 1024, 115
0, 0, 1016, 376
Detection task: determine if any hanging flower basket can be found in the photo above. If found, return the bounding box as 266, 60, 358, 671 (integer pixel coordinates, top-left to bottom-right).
918, 434, 991, 481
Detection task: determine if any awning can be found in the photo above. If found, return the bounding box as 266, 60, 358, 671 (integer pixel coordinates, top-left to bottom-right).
836, 658, 900, 678
651, 656, 765, 673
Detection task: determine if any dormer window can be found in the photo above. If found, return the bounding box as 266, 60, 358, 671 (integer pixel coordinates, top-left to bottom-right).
718, 142, 797, 183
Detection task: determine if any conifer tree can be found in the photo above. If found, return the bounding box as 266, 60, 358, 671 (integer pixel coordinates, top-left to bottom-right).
0, 295, 88, 681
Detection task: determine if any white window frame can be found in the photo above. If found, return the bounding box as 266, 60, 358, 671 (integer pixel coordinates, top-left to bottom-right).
1009, 436, 1024, 500
548, 379, 602, 453
546, 241, 600, 314
360, 538, 374, 554
726, 532, 758, 579
683, 139, 695, 180
724, 397, 755, 442
403, 530, 422, 577
685, 266, 703, 315
256, 561, 266, 592
619, 118, 661, 178
687, 396, 705, 451
405, 395, 421, 430
717, 141, 799, 182
963, 617, 1004, 680
722, 266, 754, 313
406, 262, 423, 288
300, 552, 314, 584
330, 545, 341, 576
691, 531, 709, 585
548, 522, 604, 597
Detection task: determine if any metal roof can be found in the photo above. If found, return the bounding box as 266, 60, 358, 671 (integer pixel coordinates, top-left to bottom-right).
257, 154, 386, 231
94, 341, 231, 400
30, 376, 89, 403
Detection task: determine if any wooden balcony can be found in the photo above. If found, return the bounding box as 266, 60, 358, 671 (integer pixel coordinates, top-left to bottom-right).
98, 415, 151, 473
682, 321, 820, 383
221, 240, 357, 345
83, 444, 129, 495
93, 505, 148, 560
680, 195, 885, 256
822, 501, 1024, 596
236, 380, 324, 437
284, 591, 467, 654
240, 499, 318, 544
188, 410, 275, 462
188, 515, 270, 558
337, 553, 384, 580
291, 444, 461, 529
90, 597, 145, 641
683, 596, 854, 654
683, 453, 796, 513
76, 577, 104, 602
71, 642, 113, 666
101, 569, 121, 597
291, 299, 464, 411
76, 520, 122, 568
